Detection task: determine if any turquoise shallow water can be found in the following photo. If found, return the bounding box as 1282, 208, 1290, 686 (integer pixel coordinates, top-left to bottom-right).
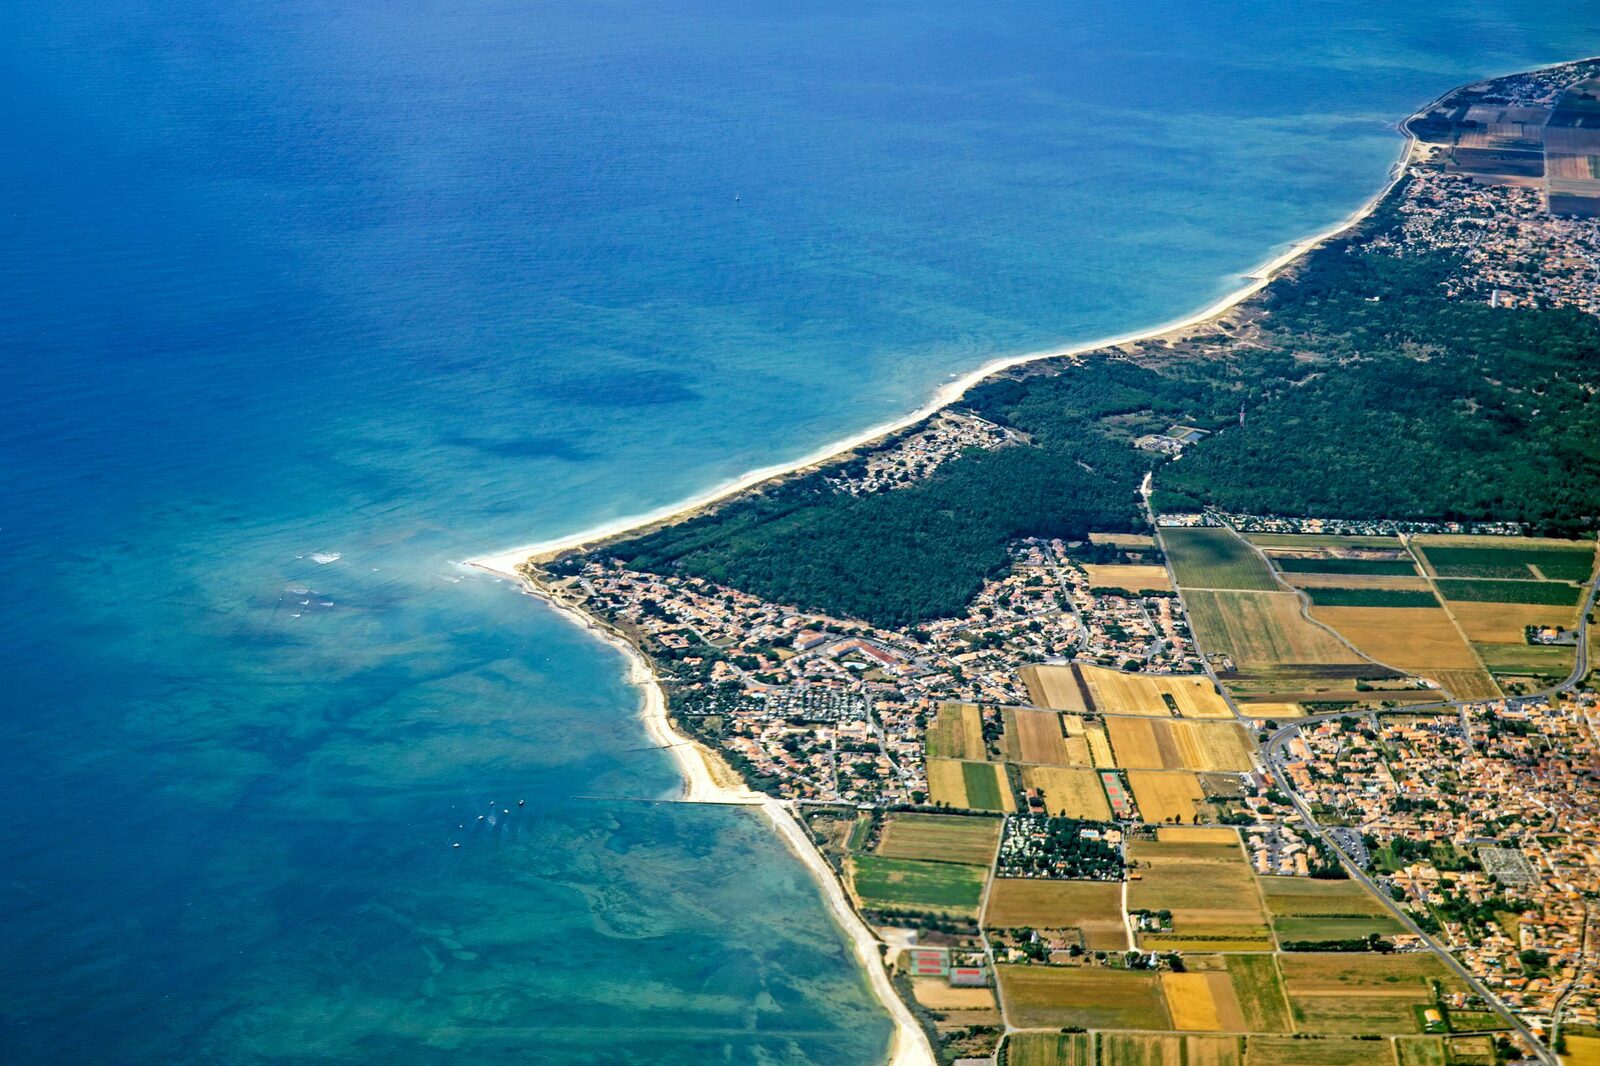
2, 1, 1597, 1062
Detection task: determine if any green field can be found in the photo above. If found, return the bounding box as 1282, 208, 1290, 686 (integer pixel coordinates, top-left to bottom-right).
1420, 543, 1594, 582
1304, 587, 1440, 608
1435, 579, 1584, 605
1274, 557, 1418, 576
1278, 953, 1460, 1034
1004, 1032, 1093, 1066
926, 702, 986, 760
1476, 642, 1573, 676
1098, 1033, 1242, 1066
962, 760, 1006, 809
1162, 528, 1281, 592
874, 812, 1001, 865
849, 855, 986, 914
1395, 1037, 1449, 1066
1225, 955, 1293, 1033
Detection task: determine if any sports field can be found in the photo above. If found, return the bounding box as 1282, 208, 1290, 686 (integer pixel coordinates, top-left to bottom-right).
926, 702, 986, 760
849, 854, 986, 916
1023, 766, 1114, 820
1105, 718, 1254, 772
984, 877, 1128, 949
1162, 528, 1281, 591
1022, 664, 1094, 712
1127, 770, 1207, 824
874, 812, 1001, 865
1078, 664, 1234, 718
996, 965, 1172, 1030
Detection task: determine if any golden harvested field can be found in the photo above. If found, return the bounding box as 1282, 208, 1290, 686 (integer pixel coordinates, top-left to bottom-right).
1091, 532, 1157, 549
1128, 837, 1269, 946
1312, 604, 1481, 665
1127, 771, 1207, 824
1007, 708, 1072, 764
1022, 664, 1093, 712
984, 878, 1128, 950
1085, 563, 1173, 593
1105, 718, 1254, 772
1160, 972, 1247, 1032
1233, 701, 1305, 720
1082, 723, 1115, 768
926, 702, 986, 760
926, 758, 968, 807
875, 813, 1001, 865
1563, 1034, 1600, 1066
909, 978, 995, 1010
1079, 664, 1233, 718
996, 965, 1172, 1030
1184, 590, 1367, 670
1451, 600, 1583, 642
1024, 766, 1113, 821
1157, 826, 1240, 844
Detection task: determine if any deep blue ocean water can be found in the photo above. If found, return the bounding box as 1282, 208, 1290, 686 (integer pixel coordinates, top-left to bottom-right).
3, 2, 1597, 1062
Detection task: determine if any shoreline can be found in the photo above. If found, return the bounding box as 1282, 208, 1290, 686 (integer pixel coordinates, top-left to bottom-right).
465, 107, 1424, 1066
496, 567, 938, 1066
468, 125, 1414, 578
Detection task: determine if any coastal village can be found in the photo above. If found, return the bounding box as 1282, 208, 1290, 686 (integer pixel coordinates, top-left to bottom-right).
506, 59, 1600, 1066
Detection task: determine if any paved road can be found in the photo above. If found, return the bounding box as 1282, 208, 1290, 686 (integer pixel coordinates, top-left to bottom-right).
1257, 569, 1599, 1065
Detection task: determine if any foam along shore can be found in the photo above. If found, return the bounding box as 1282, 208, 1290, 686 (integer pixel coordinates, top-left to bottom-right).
486, 567, 938, 1065
466, 127, 1413, 581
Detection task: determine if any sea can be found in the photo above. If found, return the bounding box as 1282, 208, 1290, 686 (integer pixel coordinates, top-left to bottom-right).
2, 1, 1595, 1062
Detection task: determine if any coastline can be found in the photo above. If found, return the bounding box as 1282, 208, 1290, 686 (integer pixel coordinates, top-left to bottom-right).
495, 566, 939, 1065
464, 108, 1425, 1066
468, 125, 1414, 578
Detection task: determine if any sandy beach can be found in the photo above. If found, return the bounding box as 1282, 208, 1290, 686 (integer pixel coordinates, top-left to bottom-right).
461, 82, 1459, 1066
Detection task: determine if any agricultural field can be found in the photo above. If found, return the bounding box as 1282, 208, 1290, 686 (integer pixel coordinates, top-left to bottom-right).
848, 854, 987, 916
1395, 1036, 1449, 1066
1162, 528, 1281, 592
1003, 1031, 1092, 1066
1105, 718, 1254, 772
1085, 563, 1173, 593
1023, 766, 1114, 821
1308, 604, 1498, 699
1091, 532, 1157, 550
1127, 770, 1208, 824
983, 877, 1128, 950
1078, 664, 1234, 718
1160, 971, 1247, 1031
1099, 1033, 1242, 1066
926, 701, 987, 760
1435, 578, 1585, 605
1277, 952, 1462, 1034
1242, 1035, 1391, 1065
1221, 954, 1293, 1032
1127, 834, 1272, 950
1183, 590, 1369, 674
1246, 534, 1402, 550
1022, 664, 1094, 712
908, 978, 996, 1011
996, 965, 1172, 1030
1279, 571, 1432, 591
926, 758, 1015, 812
1273, 556, 1420, 576
1562, 1034, 1600, 1066
873, 812, 1001, 865
1260, 876, 1404, 946
1006, 707, 1074, 764
1449, 600, 1584, 643
1303, 587, 1440, 608
1413, 536, 1595, 582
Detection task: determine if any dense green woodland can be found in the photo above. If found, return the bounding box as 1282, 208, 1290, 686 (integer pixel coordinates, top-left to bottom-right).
581, 187, 1600, 626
